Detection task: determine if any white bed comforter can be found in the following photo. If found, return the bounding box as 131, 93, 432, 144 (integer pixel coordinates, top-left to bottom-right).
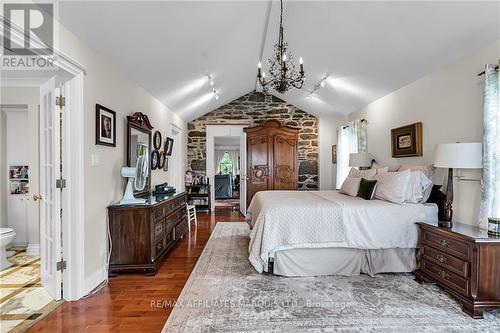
247, 191, 426, 273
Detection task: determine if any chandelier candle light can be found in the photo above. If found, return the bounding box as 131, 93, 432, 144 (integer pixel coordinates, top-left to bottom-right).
257, 0, 305, 94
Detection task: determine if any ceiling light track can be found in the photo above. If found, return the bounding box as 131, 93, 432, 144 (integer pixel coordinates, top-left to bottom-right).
307, 76, 328, 98
207, 74, 219, 100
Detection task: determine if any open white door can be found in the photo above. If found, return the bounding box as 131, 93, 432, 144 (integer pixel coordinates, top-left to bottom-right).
39, 77, 62, 300
239, 132, 247, 216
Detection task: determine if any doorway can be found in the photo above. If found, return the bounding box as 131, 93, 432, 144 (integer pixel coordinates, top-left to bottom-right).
205, 125, 247, 215
214, 137, 240, 211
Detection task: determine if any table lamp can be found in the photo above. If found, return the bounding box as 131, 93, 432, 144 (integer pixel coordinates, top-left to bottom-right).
434, 143, 482, 228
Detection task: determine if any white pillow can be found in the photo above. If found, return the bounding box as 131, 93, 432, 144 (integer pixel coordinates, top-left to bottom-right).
405, 171, 433, 203
348, 168, 377, 179
340, 177, 361, 197
374, 169, 411, 204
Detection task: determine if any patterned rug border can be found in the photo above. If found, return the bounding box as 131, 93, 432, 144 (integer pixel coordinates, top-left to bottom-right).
163, 222, 500, 332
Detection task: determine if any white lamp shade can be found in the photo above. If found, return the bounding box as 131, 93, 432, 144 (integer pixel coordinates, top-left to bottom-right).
349, 152, 373, 167
434, 143, 483, 169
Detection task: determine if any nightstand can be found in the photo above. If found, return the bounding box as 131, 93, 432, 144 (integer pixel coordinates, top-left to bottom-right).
414, 221, 500, 318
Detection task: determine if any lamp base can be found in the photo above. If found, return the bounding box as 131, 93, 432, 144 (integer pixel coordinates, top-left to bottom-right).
438, 221, 453, 229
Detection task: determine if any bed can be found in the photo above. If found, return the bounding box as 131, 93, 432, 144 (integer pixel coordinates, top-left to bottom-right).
246, 190, 439, 277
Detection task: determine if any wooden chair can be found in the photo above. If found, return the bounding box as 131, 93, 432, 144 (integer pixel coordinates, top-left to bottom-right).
186, 204, 197, 231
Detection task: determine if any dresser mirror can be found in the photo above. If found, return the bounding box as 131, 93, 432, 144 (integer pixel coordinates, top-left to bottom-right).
127, 112, 153, 197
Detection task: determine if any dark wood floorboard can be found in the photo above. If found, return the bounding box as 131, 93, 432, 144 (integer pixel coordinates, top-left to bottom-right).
29, 210, 245, 333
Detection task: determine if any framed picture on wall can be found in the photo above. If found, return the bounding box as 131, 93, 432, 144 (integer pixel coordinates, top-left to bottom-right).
165, 137, 174, 156
95, 104, 116, 147
391, 122, 423, 158
332, 145, 337, 164
163, 157, 169, 171
151, 150, 160, 170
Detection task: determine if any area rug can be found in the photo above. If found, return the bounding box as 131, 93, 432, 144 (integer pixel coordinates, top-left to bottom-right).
0, 251, 63, 333
162, 222, 500, 332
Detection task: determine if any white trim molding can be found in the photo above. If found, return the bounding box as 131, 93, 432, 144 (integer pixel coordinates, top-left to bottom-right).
26, 243, 40, 256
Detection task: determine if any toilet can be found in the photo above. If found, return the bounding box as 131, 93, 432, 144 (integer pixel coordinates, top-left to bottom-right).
0, 228, 16, 270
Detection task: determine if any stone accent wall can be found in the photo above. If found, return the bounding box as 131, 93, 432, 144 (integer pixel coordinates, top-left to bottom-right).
188, 91, 318, 190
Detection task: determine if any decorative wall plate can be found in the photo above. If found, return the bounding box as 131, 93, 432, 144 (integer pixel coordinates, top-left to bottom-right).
153, 131, 162, 150
159, 151, 166, 169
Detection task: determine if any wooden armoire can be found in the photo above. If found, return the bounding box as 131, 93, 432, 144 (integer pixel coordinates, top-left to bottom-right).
244, 120, 299, 206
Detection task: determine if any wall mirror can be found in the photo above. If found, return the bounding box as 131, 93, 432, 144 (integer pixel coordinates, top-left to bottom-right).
127, 112, 153, 197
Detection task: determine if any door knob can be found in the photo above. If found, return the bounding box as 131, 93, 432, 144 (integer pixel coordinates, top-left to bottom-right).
33, 194, 43, 201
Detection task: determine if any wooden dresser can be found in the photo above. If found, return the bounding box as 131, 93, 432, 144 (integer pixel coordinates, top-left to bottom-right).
415, 222, 500, 318
107, 192, 188, 276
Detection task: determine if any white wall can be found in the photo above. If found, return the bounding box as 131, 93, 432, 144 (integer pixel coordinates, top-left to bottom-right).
348, 40, 500, 226
53, 23, 186, 292
0, 88, 40, 247
318, 116, 344, 190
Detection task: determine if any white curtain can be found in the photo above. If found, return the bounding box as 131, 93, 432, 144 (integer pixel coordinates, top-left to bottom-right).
479, 62, 500, 228
214, 150, 226, 174
226, 150, 240, 175
336, 122, 359, 189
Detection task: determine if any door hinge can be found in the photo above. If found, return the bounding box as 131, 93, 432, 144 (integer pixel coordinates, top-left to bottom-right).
56, 260, 67, 271
56, 96, 65, 107
56, 178, 67, 189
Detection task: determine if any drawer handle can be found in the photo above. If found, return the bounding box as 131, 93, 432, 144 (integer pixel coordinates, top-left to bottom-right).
436, 254, 447, 264
439, 239, 450, 247
438, 270, 449, 279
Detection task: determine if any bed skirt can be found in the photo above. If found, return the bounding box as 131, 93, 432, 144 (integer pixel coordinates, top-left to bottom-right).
272, 248, 416, 277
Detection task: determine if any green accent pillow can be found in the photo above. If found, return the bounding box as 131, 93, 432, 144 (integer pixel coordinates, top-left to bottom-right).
357, 178, 378, 200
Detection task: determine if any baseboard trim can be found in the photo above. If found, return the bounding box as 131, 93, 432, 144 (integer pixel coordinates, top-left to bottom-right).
26, 243, 40, 256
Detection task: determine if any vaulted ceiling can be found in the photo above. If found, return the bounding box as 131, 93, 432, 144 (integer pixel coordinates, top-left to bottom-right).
59, 1, 500, 121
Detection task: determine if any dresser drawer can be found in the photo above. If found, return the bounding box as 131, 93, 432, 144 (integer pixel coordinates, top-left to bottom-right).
153, 220, 164, 240
422, 259, 469, 297
422, 245, 470, 277
174, 218, 189, 240
422, 229, 470, 260
152, 237, 165, 261
172, 196, 186, 211
166, 207, 184, 225
152, 206, 165, 221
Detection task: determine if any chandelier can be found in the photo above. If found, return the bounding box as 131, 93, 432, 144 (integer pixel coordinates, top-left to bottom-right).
257, 0, 305, 94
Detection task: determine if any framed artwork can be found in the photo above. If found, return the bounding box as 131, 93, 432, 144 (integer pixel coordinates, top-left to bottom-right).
151, 150, 160, 170
165, 137, 174, 156
163, 157, 169, 171
95, 104, 116, 147
158, 151, 166, 169
153, 131, 162, 150
391, 122, 422, 158
332, 145, 337, 164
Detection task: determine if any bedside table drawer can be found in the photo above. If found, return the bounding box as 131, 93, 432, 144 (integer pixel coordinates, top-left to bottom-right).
422, 245, 470, 277
422, 259, 469, 297
422, 229, 470, 260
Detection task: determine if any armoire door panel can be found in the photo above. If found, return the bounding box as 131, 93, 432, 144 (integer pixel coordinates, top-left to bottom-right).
274, 134, 297, 190
247, 135, 272, 207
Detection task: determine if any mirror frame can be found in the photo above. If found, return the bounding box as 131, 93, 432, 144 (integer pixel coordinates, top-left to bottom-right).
126, 112, 153, 198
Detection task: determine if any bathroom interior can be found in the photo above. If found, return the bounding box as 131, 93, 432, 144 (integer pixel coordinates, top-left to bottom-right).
1, 87, 60, 331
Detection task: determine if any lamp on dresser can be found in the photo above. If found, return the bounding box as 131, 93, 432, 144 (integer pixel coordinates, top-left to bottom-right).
434, 143, 483, 228
349, 152, 374, 170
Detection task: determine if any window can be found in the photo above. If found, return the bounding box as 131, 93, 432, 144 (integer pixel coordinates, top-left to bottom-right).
219, 152, 233, 175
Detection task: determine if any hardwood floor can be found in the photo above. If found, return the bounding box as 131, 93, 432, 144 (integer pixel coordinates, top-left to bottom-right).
29, 210, 245, 333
